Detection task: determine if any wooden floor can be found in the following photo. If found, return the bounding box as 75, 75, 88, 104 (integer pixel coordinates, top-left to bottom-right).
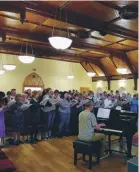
3, 136, 138, 172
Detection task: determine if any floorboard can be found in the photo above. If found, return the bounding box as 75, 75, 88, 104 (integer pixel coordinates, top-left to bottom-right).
3, 136, 138, 172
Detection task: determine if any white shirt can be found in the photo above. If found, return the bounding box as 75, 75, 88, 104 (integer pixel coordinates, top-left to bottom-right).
104, 99, 113, 108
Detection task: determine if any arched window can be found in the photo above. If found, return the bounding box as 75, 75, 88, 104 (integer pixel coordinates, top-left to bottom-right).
118, 87, 126, 94
23, 73, 44, 92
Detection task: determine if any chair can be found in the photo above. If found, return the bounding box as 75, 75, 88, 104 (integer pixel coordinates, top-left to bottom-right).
0, 149, 7, 159
0, 159, 16, 172
0, 154, 7, 160
73, 139, 101, 169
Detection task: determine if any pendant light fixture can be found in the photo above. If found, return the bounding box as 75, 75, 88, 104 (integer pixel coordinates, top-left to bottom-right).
67, 63, 74, 79
2, 53, 16, 71
86, 63, 96, 77
49, 36, 72, 50
116, 52, 127, 74
87, 72, 95, 77
0, 69, 5, 75
3, 64, 16, 71
18, 42, 35, 64
116, 68, 127, 74
67, 75, 74, 79
48, 5, 72, 50
110, 56, 127, 75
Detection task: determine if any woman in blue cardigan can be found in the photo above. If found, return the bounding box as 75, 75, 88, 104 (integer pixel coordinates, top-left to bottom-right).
130, 94, 138, 113
58, 92, 71, 137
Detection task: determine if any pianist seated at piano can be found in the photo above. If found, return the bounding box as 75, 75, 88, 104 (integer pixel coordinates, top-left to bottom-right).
78, 101, 106, 157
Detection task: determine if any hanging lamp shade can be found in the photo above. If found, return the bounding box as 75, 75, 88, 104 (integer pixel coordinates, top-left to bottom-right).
67, 74, 74, 79
0, 69, 5, 75
48, 36, 72, 50
87, 72, 95, 77
3, 64, 16, 71
116, 68, 127, 74
18, 55, 35, 64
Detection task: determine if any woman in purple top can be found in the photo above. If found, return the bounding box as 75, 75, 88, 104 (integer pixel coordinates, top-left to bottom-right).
0, 110, 5, 144
0, 91, 6, 145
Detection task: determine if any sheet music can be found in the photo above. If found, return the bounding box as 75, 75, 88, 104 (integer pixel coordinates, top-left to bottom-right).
7, 100, 16, 107
70, 100, 78, 107
20, 104, 32, 111
41, 97, 49, 105
121, 110, 134, 113
0, 108, 3, 112
76, 99, 90, 108
97, 108, 111, 119
50, 98, 60, 105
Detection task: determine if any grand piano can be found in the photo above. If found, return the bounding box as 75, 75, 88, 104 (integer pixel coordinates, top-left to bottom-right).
93, 108, 138, 159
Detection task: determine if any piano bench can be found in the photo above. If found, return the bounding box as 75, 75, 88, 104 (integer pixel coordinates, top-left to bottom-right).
73, 139, 101, 169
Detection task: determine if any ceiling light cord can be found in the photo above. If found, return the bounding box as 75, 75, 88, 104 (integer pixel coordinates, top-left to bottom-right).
20, 41, 23, 55
31, 44, 33, 56
52, 5, 58, 37
65, 11, 70, 38
26, 41, 27, 55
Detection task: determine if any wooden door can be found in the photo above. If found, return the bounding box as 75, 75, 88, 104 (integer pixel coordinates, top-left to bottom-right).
80, 87, 90, 93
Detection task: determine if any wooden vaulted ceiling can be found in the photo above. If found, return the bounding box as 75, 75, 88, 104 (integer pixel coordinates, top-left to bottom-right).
0, 1, 138, 81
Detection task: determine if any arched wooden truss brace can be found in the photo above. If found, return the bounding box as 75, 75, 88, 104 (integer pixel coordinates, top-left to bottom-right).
81, 62, 105, 77
23, 72, 44, 92
81, 53, 138, 90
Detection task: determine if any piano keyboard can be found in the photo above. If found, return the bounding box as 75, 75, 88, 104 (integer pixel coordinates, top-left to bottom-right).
100, 128, 123, 134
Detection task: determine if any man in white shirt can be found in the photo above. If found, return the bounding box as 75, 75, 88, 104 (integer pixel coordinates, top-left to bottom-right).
104, 94, 113, 108
78, 101, 106, 157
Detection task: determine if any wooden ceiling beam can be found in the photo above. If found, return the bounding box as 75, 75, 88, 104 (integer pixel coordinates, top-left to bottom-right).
123, 53, 137, 75
126, 47, 138, 52
96, 1, 121, 11
0, 13, 122, 45
83, 60, 110, 79
108, 53, 137, 75
1, 42, 137, 81
1, 29, 137, 75
109, 57, 118, 69
92, 73, 136, 81
60, 1, 71, 10
100, 54, 137, 74
80, 61, 108, 79
0, 1, 137, 41
97, 1, 138, 11
103, 38, 126, 47
0, 13, 79, 35
72, 39, 125, 56
80, 63, 88, 72
88, 63, 99, 76
0, 26, 128, 57
0, 42, 100, 63
25, 1, 138, 41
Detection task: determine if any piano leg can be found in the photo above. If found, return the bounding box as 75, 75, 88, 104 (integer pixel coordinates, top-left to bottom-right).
126, 133, 133, 158
108, 135, 112, 154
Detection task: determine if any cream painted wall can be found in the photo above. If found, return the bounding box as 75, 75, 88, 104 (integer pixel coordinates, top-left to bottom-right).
92, 79, 138, 95
0, 53, 138, 94
0, 54, 92, 93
